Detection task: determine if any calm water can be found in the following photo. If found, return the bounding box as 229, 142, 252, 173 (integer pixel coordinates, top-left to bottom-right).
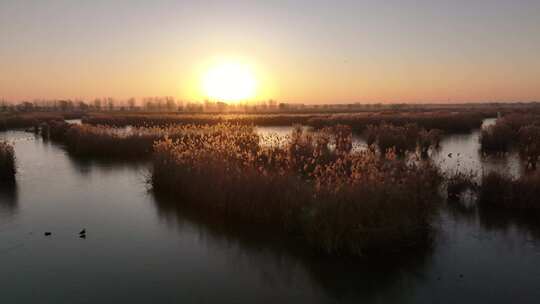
1, 126, 540, 303
258, 119, 523, 179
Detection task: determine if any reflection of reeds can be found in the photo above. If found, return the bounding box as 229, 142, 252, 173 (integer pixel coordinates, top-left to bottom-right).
0, 141, 16, 182
479, 171, 540, 212
151, 189, 434, 301
0, 182, 18, 213
151, 123, 442, 256
445, 170, 477, 201
477, 206, 540, 240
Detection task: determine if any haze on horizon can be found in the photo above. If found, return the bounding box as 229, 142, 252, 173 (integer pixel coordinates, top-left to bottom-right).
1, 0, 540, 104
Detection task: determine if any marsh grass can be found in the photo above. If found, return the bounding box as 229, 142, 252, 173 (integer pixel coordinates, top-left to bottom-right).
151, 123, 443, 256
517, 125, 540, 169
82, 111, 483, 134
480, 120, 515, 153
308, 112, 483, 133
442, 164, 540, 213
0, 113, 65, 131
480, 114, 540, 156
363, 123, 442, 156
478, 171, 540, 212
418, 129, 443, 155
43, 121, 192, 158
0, 141, 16, 182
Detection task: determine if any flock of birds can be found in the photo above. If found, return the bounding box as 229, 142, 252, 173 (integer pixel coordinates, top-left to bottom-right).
43, 229, 86, 238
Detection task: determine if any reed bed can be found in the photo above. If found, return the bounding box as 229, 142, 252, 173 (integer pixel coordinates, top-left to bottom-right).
82, 111, 483, 134
480, 120, 515, 153
479, 114, 536, 153
82, 114, 224, 127
479, 171, 540, 212
480, 114, 540, 168
364, 123, 442, 156
0, 113, 64, 131
517, 125, 540, 169
43, 121, 190, 158
82, 113, 316, 127
307, 112, 484, 133
441, 167, 540, 213
151, 123, 442, 256
0, 141, 16, 182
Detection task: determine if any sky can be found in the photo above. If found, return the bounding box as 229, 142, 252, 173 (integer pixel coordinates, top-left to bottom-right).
1, 0, 540, 103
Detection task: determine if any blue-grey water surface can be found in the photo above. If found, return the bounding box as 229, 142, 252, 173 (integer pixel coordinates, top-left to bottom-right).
1, 124, 540, 303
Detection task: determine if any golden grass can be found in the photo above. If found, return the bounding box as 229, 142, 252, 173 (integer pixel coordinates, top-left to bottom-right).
43, 121, 193, 158
151, 123, 442, 256
82, 111, 484, 133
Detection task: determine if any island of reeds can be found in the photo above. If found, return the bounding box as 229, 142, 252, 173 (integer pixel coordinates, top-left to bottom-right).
3, 102, 540, 256
151, 124, 443, 256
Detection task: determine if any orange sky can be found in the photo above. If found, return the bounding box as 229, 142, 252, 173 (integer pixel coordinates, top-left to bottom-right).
1, 0, 540, 103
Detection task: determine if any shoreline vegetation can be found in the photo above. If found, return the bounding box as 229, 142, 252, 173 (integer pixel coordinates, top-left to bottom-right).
2, 105, 540, 256
81, 112, 483, 133
151, 124, 443, 256
479, 171, 540, 212
0, 112, 83, 131
42, 121, 190, 158
364, 123, 443, 156
36, 117, 540, 220
0, 141, 16, 182
38, 120, 447, 256
480, 114, 540, 169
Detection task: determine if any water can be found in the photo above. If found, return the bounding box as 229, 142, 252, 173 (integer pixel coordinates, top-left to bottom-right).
1, 126, 540, 303
431, 119, 523, 179
256, 126, 367, 151
258, 119, 523, 178
65, 119, 82, 125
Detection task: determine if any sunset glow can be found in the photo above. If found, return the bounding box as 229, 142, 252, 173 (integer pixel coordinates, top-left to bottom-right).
1, 1, 540, 103
4, 1, 540, 301
202, 62, 257, 102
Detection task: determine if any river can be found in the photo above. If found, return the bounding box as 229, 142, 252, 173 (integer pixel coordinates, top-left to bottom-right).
1, 122, 540, 303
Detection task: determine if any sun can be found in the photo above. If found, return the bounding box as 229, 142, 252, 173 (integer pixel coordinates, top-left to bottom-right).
202, 62, 257, 102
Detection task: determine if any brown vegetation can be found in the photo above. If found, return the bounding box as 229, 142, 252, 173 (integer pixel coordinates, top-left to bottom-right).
151, 123, 442, 256
363, 123, 442, 156
480, 120, 514, 153
0, 113, 65, 131
82, 113, 316, 127
43, 121, 188, 158
479, 171, 540, 212
82, 111, 484, 134
307, 112, 483, 133
480, 114, 540, 168
517, 125, 540, 169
